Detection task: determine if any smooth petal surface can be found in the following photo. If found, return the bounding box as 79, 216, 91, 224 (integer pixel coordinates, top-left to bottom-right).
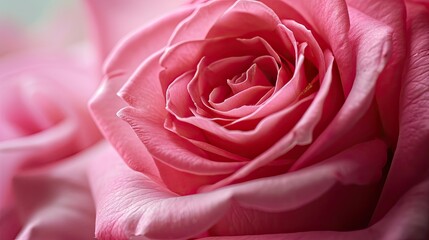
0, 54, 100, 215
202, 51, 334, 190
12, 142, 102, 240
90, 139, 386, 239
291, 6, 393, 170
167, 0, 234, 45
347, 0, 406, 147
89, 7, 192, 177
262, 0, 355, 95
201, 173, 429, 240
373, 2, 429, 221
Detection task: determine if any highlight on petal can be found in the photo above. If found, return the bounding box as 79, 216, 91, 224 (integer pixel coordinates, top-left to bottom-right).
201, 172, 429, 240
262, 0, 355, 95
347, 0, 407, 147
372, 2, 429, 221
89, 139, 386, 239
291, 6, 393, 170
89, 6, 193, 177
84, 0, 428, 239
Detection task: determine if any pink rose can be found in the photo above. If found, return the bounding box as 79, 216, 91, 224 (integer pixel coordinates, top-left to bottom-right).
88, 0, 429, 239
0, 52, 101, 239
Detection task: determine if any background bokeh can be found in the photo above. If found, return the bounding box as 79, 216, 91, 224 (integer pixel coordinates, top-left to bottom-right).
0, 0, 89, 55
0, 1, 75, 24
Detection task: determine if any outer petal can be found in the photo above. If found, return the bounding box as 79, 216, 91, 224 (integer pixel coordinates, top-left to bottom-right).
90, 140, 386, 239
0, 207, 19, 240
347, 0, 407, 147
201, 173, 429, 240
373, 2, 429, 221
84, 0, 184, 61
291, 6, 393, 170
12, 142, 103, 240
89, 7, 192, 178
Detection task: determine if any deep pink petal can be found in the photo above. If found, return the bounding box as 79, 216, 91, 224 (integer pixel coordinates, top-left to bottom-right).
168, 0, 234, 45
373, 2, 429, 222
291, 7, 393, 170
210, 86, 271, 112
262, 0, 355, 96
170, 95, 312, 159
347, 0, 406, 147
202, 173, 429, 239
169, 0, 282, 46
166, 71, 196, 119
223, 43, 307, 126
203, 51, 334, 190
407, 0, 429, 9
89, 144, 228, 240
205, 0, 281, 39
161, 36, 282, 96
170, 46, 310, 152
0, 207, 20, 240
282, 19, 325, 79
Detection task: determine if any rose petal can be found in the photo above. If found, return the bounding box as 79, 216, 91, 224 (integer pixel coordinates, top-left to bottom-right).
90, 7, 192, 177
169, 0, 281, 46
372, 2, 429, 222
201, 172, 429, 240
282, 19, 325, 80
291, 7, 393, 170
90, 139, 386, 239
165, 45, 309, 154
161, 36, 282, 95
347, 0, 406, 147
118, 107, 245, 176
203, 51, 334, 190
205, 0, 281, 39
12, 142, 102, 240
224, 45, 307, 125
0, 207, 20, 240
84, 0, 183, 61
169, 95, 312, 159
